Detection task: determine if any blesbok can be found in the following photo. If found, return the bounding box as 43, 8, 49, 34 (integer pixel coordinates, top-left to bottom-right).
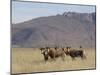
40, 48, 49, 62
40, 47, 65, 61
63, 47, 86, 60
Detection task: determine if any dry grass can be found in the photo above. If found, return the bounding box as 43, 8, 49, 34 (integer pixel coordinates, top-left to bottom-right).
12, 48, 96, 74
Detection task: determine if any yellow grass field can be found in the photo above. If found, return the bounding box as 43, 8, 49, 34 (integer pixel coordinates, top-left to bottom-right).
12, 48, 96, 74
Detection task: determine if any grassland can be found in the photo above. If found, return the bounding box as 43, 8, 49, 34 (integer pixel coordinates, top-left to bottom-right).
12, 48, 96, 74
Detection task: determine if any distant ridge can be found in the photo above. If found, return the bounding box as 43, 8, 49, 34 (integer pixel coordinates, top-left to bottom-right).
12, 12, 96, 48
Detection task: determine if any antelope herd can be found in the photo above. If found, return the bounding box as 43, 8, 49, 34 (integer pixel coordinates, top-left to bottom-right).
40, 46, 86, 62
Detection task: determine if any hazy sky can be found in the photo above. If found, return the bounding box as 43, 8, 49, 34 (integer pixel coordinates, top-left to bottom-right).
12, 1, 95, 23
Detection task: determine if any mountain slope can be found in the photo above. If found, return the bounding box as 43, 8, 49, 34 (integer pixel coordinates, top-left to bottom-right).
12, 12, 96, 48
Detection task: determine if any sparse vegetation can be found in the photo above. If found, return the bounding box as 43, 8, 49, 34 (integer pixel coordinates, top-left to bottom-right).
12, 48, 95, 74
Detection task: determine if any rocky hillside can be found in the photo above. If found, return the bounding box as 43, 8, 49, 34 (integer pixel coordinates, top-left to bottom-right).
12, 12, 96, 48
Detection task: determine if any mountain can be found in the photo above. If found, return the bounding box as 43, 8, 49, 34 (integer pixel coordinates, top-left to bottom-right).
12, 12, 96, 48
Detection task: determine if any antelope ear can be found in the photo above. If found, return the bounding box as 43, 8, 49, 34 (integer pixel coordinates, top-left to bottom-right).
47, 48, 49, 52
41, 50, 44, 54
40, 48, 42, 50
68, 47, 70, 52
40, 48, 44, 50
66, 47, 68, 49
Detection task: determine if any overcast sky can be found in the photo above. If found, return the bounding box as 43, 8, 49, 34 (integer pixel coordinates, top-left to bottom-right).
12, 1, 95, 23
